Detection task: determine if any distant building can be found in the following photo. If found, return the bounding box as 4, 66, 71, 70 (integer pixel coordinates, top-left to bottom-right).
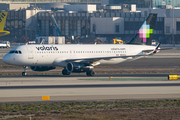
153, 0, 180, 8
101, 0, 152, 8
1, 2, 180, 44
0, 3, 30, 11
101, 0, 180, 8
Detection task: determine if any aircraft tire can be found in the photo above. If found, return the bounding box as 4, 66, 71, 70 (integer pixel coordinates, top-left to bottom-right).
22, 72, 27, 76
86, 71, 90, 76
86, 70, 95, 76
62, 69, 70, 75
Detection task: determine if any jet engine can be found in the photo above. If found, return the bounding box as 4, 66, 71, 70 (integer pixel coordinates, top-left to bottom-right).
66, 62, 92, 72
30, 66, 56, 71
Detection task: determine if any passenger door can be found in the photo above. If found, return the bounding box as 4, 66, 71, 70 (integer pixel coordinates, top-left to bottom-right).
27, 47, 34, 59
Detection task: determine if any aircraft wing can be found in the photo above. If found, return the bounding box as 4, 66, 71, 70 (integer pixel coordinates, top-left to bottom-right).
65, 43, 161, 65
65, 54, 142, 64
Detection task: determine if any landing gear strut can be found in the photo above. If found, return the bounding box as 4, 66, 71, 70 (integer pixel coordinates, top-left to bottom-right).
22, 66, 28, 76
86, 69, 95, 76
62, 68, 70, 75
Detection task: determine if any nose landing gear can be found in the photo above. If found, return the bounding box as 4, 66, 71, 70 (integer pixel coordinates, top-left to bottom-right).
22, 66, 28, 76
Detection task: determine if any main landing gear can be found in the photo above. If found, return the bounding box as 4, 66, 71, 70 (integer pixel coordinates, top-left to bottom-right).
62, 68, 70, 75
22, 66, 28, 76
86, 69, 95, 76
61, 68, 95, 76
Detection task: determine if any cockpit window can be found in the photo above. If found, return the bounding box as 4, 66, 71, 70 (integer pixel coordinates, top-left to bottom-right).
19, 51, 22, 54
9, 50, 22, 54
9, 50, 15, 53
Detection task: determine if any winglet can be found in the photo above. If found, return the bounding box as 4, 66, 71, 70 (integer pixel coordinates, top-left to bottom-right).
152, 42, 161, 54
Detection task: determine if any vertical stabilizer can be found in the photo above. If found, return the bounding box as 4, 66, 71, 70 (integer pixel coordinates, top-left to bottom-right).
128, 13, 157, 45
0, 11, 8, 30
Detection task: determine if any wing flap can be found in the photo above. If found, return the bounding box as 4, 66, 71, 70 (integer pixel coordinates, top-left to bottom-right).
65, 43, 161, 65
65, 54, 142, 63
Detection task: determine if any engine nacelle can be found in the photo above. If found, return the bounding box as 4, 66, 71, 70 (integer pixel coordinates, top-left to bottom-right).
66, 62, 92, 72
30, 66, 56, 71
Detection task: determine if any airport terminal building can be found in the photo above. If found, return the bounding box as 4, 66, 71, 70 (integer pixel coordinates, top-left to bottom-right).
0, 0, 180, 44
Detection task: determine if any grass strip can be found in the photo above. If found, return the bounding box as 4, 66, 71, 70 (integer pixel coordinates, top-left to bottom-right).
0, 99, 180, 113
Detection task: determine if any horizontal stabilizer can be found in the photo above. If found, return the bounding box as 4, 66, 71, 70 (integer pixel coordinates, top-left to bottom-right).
142, 43, 161, 54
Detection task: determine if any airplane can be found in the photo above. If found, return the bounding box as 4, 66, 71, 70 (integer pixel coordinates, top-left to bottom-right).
2, 13, 160, 76
0, 11, 10, 37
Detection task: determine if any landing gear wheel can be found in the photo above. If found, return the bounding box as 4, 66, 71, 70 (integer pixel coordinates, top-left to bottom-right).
86, 70, 95, 76
86, 71, 90, 76
22, 72, 27, 76
62, 69, 70, 75
22, 66, 28, 76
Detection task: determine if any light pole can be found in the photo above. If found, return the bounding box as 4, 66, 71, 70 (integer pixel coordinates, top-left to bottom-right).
35, 0, 37, 40
172, 0, 175, 46
86, 0, 88, 38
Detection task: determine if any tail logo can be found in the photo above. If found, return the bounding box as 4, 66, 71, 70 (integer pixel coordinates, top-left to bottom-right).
138, 21, 153, 43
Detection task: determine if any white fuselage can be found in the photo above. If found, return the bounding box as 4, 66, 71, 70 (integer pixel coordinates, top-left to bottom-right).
3, 44, 156, 67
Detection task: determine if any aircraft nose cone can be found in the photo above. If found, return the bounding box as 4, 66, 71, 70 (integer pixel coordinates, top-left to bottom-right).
2, 54, 10, 64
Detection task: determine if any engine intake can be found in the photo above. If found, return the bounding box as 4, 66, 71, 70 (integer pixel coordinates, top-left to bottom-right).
30, 66, 56, 71
66, 62, 92, 72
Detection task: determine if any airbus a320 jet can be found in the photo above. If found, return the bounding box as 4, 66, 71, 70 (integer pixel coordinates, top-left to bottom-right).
3, 14, 160, 76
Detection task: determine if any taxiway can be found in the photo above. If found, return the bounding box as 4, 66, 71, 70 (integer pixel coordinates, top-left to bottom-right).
0, 76, 180, 102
